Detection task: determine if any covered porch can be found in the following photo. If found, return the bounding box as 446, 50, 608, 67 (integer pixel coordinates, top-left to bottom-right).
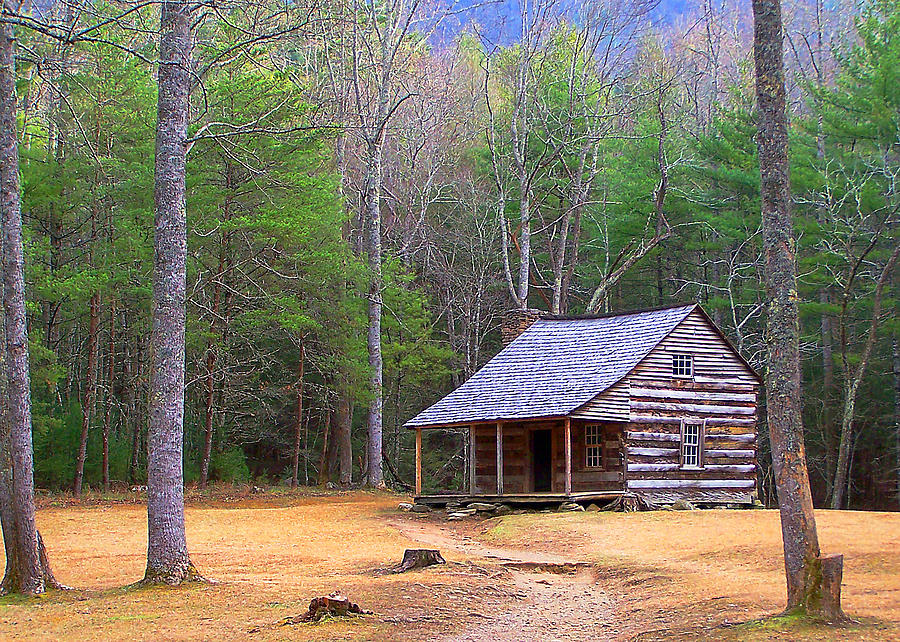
413, 417, 625, 503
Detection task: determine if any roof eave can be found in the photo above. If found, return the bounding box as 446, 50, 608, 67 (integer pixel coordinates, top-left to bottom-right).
404, 414, 570, 430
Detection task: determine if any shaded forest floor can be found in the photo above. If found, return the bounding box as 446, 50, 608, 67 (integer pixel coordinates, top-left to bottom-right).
0, 488, 896, 640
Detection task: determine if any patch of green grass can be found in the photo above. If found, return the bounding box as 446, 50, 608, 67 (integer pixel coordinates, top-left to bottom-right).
724, 613, 885, 640
0, 593, 42, 606
481, 517, 521, 541
735, 612, 813, 631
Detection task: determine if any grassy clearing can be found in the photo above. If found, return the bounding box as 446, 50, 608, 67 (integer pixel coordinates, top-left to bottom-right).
1, 492, 897, 640
475, 508, 900, 640
0, 489, 494, 641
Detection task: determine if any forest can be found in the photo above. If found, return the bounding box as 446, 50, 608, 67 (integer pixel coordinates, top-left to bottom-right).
1, 0, 898, 520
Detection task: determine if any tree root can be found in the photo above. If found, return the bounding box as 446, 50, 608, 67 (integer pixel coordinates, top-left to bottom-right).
136, 560, 206, 587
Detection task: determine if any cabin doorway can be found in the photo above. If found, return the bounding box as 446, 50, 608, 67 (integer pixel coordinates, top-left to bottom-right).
531, 429, 552, 492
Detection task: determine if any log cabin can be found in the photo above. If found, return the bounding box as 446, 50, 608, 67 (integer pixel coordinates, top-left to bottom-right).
407, 303, 761, 507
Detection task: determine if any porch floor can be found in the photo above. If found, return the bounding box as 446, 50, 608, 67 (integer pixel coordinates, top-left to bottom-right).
413, 491, 624, 507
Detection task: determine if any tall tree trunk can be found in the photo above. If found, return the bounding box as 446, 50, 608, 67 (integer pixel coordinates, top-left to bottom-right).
290, 342, 304, 488
129, 396, 142, 484
0, 292, 20, 587
0, 13, 57, 594
73, 292, 100, 495
365, 140, 384, 488
821, 293, 835, 496
893, 335, 900, 509
516, 186, 531, 308
813, 6, 836, 496
199, 169, 232, 490
325, 405, 340, 484
317, 411, 332, 485
198, 255, 224, 490
752, 0, 841, 617
559, 208, 581, 315
102, 304, 115, 493
337, 391, 352, 487
126, 331, 139, 484
143, 0, 200, 585
830, 245, 900, 509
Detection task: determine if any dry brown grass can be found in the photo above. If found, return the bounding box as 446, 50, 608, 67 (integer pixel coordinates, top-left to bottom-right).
1, 492, 897, 641
476, 508, 900, 640
0, 490, 496, 641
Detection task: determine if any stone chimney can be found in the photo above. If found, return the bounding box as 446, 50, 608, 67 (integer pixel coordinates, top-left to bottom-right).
501, 308, 544, 346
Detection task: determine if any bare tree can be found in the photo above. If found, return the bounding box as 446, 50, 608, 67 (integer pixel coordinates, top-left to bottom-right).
481, 0, 559, 309
337, 0, 460, 487
585, 95, 672, 313
830, 244, 900, 508
751, 0, 842, 617
541, 2, 654, 314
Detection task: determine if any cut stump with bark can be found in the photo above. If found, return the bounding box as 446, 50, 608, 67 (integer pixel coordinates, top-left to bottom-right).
394, 549, 446, 573
283, 593, 372, 624
817, 554, 845, 620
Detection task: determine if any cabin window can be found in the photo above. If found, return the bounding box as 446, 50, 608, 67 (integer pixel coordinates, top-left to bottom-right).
585, 425, 604, 469
672, 353, 693, 378
680, 420, 704, 469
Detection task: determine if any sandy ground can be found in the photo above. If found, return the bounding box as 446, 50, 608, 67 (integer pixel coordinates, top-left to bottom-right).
460, 507, 900, 641
394, 518, 615, 641
0, 490, 897, 641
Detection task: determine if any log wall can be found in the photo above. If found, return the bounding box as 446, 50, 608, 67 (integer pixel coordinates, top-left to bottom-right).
565, 422, 624, 491
469, 308, 759, 503
570, 380, 630, 421
621, 308, 759, 504
627, 308, 757, 385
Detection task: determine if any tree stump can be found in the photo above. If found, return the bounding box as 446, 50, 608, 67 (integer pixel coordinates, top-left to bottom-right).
394, 549, 445, 573
293, 593, 371, 623
818, 554, 845, 620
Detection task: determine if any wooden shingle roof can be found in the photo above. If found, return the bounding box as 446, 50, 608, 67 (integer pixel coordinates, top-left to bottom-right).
404, 303, 698, 428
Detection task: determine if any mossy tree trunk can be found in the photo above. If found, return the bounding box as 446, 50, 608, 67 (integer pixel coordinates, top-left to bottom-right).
751, 0, 842, 619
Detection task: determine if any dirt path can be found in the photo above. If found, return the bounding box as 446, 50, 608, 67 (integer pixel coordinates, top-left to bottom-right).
391, 518, 621, 641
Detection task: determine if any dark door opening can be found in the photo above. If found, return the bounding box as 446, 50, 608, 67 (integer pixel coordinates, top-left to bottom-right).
532, 429, 552, 492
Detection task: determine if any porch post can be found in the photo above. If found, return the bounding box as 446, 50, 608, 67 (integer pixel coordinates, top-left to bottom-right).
564, 417, 572, 496
415, 428, 422, 496
468, 425, 476, 493
496, 422, 504, 495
